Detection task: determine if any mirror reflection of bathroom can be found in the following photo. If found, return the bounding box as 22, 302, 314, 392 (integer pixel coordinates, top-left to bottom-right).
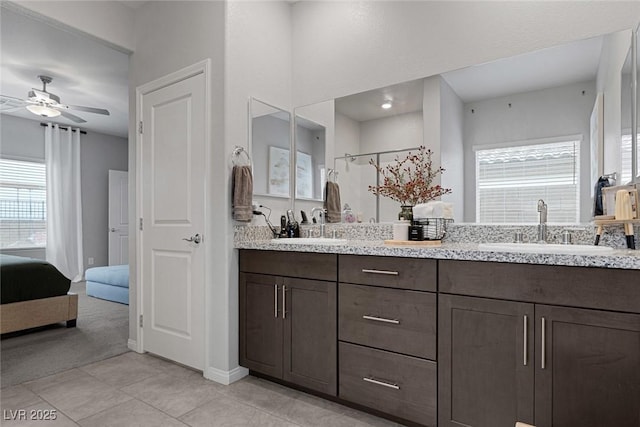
621, 35, 636, 184
250, 98, 291, 199
294, 116, 325, 201
315, 29, 637, 224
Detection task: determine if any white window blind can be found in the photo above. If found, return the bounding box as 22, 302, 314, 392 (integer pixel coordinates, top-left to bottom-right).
476, 139, 580, 223
620, 133, 640, 184
0, 159, 47, 248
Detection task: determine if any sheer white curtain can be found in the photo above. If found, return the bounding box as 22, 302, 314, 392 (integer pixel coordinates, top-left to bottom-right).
45, 123, 84, 282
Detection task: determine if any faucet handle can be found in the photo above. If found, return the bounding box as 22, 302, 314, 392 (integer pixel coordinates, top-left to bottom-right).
561, 230, 573, 245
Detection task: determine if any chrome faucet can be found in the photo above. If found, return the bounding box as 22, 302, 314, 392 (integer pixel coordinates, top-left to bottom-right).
311, 207, 327, 238
537, 199, 548, 243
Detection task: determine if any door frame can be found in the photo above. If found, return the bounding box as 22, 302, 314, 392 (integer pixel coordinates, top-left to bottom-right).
133, 59, 211, 372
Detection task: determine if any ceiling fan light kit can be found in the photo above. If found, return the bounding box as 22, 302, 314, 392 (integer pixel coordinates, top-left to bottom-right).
26, 104, 61, 118
1, 75, 110, 124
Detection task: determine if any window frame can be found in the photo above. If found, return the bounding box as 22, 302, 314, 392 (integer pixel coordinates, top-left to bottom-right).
0, 155, 47, 249
474, 135, 582, 224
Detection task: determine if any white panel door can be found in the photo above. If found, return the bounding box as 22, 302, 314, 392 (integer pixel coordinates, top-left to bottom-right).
108, 170, 129, 266
141, 72, 205, 370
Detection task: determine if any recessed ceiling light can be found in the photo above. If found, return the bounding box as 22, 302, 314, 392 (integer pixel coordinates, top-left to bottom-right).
26, 104, 61, 118
381, 101, 392, 109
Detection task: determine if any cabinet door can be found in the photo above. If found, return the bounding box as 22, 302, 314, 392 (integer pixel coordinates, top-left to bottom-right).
439, 294, 534, 427
239, 273, 283, 378
535, 305, 640, 427
282, 277, 337, 395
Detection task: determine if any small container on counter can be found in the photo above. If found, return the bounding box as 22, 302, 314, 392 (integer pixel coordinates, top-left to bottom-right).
393, 220, 410, 241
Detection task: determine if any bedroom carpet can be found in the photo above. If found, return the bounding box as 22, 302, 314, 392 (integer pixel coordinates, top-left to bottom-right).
1, 281, 129, 387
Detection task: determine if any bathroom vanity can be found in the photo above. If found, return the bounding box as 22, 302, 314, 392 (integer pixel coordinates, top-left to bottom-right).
237, 242, 640, 427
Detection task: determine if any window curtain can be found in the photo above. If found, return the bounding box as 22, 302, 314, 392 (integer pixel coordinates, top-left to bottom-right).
45, 123, 84, 282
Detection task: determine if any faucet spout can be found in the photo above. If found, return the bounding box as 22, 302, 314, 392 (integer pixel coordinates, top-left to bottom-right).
537, 199, 548, 243
311, 207, 327, 238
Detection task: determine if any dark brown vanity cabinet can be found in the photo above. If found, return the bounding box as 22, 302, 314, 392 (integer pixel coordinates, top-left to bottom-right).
338, 255, 438, 426
239, 250, 337, 395
439, 260, 640, 427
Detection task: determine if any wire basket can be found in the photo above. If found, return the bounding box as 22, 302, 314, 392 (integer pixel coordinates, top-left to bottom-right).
412, 218, 453, 240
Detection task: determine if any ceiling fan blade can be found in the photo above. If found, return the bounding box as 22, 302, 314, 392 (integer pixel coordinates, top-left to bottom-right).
59, 110, 87, 123
1, 94, 28, 107
0, 106, 27, 113
66, 105, 110, 116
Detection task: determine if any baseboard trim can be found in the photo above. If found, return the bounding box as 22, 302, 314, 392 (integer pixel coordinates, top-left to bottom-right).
204, 365, 248, 385
127, 339, 142, 353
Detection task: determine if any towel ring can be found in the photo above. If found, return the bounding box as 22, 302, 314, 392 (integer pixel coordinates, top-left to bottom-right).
327, 169, 338, 182
232, 146, 252, 167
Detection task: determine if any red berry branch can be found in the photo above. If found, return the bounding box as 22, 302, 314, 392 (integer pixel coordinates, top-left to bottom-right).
368, 146, 452, 206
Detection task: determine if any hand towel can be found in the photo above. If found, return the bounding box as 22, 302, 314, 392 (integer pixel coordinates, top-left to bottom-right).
324, 181, 342, 223
413, 201, 454, 219
232, 165, 253, 222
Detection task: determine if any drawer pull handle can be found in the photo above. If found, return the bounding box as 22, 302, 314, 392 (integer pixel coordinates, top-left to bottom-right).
523, 314, 528, 366
362, 315, 400, 325
541, 317, 546, 370
361, 269, 399, 276
363, 377, 400, 390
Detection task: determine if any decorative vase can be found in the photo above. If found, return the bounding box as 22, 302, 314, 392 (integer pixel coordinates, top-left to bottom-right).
398, 205, 414, 221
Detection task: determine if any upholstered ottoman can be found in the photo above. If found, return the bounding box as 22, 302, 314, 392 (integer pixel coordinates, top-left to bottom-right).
85, 265, 129, 305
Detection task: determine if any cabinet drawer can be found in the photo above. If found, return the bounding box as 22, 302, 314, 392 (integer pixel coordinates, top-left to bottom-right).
339, 283, 436, 359
239, 250, 337, 281
339, 342, 437, 426
339, 255, 436, 291
439, 260, 640, 314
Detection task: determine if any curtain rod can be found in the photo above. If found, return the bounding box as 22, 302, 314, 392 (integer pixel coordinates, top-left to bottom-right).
39, 123, 87, 134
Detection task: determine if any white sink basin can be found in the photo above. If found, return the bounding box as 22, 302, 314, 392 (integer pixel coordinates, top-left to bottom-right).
271, 237, 348, 245
478, 242, 614, 255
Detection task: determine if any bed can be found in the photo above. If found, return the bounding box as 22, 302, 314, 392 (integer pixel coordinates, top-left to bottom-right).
0, 254, 77, 334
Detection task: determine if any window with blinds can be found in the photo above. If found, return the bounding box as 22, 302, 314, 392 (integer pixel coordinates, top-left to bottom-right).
620, 133, 640, 184
0, 159, 47, 248
476, 139, 580, 223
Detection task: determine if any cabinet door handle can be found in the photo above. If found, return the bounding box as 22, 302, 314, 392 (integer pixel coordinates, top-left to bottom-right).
523, 315, 528, 366
274, 284, 279, 318
541, 317, 546, 370
363, 377, 400, 390
361, 269, 399, 276
363, 315, 400, 325
282, 285, 287, 319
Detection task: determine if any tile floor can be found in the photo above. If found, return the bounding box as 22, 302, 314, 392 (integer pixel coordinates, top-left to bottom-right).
1, 352, 400, 426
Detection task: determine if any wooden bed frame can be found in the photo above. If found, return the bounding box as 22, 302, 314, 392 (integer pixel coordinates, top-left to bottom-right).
0, 293, 78, 334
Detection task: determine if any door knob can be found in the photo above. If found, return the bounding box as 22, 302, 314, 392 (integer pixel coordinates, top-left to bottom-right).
182, 233, 202, 244
110, 228, 116, 232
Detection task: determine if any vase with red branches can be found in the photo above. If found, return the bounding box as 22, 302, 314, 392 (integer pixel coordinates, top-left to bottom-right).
368, 146, 452, 221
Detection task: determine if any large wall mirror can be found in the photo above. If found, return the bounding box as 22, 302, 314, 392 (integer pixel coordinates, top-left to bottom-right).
294, 28, 638, 224
250, 98, 292, 200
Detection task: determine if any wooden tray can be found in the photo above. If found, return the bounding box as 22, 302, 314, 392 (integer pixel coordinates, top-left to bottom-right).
384, 239, 442, 246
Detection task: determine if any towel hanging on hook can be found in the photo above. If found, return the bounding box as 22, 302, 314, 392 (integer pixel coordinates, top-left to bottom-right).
232, 145, 252, 167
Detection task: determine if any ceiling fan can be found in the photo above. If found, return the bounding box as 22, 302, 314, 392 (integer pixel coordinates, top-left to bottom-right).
0, 75, 110, 123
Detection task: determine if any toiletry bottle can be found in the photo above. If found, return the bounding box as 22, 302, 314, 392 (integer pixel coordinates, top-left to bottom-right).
342, 204, 355, 223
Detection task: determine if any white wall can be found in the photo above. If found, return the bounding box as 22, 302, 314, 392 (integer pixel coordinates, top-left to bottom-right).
224, 0, 293, 381
292, 1, 640, 106
129, 0, 227, 373
0, 115, 128, 266
10, 1, 135, 52
463, 81, 596, 222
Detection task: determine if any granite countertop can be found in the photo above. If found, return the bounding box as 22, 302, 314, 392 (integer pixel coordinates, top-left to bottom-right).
235, 239, 640, 270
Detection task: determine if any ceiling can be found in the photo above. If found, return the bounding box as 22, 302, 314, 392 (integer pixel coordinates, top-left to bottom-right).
336, 34, 604, 122
0, 7, 129, 138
